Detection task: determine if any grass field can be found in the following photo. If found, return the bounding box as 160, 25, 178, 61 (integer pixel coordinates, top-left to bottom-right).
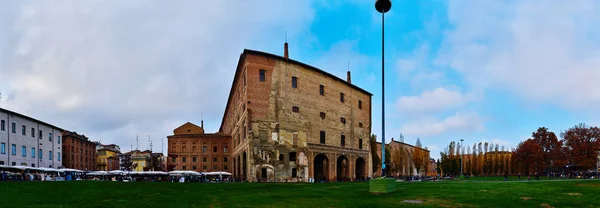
1, 179, 599, 208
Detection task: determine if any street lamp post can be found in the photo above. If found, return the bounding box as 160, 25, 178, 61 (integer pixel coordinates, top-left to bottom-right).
375, 0, 391, 178
460, 139, 464, 177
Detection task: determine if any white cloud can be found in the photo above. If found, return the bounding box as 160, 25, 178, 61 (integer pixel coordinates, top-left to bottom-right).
396, 87, 469, 114
0, 0, 315, 153
438, 0, 600, 110
400, 112, 484, 136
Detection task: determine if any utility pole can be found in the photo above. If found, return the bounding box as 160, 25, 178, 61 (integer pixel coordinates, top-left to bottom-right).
148, 135, 153, 153
136, 134, 139, 150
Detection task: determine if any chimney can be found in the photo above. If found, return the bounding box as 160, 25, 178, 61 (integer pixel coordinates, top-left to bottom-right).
347, 71, 351, 83
284, 42, 289, 59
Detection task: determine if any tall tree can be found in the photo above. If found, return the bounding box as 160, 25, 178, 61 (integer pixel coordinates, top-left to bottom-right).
391, 146, 405, 177
412, 148, 425, 176
514, 139, 545, 174
532, 127, 564, 173
561, 123, 600, 170
369, 134, 380, 173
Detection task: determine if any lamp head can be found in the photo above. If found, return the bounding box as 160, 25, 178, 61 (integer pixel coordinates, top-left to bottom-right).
375, 0, 392, 13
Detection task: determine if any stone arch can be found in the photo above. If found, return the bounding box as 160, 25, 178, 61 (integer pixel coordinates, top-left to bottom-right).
355, 157, 366, 181
314, 153, 329, 181
336, 155, 349, 181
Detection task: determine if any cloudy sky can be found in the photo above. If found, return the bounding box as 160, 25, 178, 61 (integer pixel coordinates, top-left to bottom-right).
1, 0, 599, 158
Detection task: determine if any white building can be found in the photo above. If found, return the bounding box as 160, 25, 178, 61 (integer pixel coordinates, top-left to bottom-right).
0, 108, 64, 168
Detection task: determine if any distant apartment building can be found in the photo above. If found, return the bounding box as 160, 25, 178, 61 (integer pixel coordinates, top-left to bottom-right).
0, 108, 63, 168
62, 131, 96, 170
96, 144, 120, 171
167, 122, 231, 172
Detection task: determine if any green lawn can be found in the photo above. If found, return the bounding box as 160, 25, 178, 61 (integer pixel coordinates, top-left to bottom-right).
1, 180, 598, 208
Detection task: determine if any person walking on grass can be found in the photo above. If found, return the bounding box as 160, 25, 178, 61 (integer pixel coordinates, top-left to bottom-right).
503, 172, 508, 182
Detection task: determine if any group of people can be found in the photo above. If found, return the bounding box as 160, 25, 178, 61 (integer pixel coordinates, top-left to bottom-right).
1, 170, 63, 182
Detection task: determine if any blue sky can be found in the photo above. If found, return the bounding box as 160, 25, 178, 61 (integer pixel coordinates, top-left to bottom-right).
1, 1, 599, 158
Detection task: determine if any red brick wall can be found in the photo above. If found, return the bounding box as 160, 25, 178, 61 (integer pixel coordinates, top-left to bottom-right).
62, 133, 97, 171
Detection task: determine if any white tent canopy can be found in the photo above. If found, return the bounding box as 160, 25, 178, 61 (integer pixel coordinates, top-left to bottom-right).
168, 171, 201, 176
206, 171, 232, 176
87, 171, 108, 176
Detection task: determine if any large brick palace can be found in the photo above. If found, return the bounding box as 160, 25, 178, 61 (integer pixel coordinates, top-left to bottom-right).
168, 43, 372, 182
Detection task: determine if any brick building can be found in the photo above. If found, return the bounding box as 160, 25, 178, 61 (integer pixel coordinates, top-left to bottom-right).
220, 43, 372, 182
167, 122, 231, 172
375, 139, 431, 177
62, 131, 96, 170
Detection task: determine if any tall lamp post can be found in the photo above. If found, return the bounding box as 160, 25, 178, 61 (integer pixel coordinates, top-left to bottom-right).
375, 0, 391, 178
460, 139, 464, 177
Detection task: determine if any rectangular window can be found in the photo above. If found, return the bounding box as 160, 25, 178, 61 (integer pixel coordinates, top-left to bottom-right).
320, 112, 326, 119
31, 128, 35, 138
193, 157, 197, 163
39, 130, 42, 139
224, 165, 228, 170
213, 157, 217, 162
0, 120, 4, 131
292, 76, 298, 88
292, 168, 298, 177
319, 85, 325, 95
203, 157, 207, 162
213, 165, 218, 170
279, 154, 284, 161
203, 146, 207, 153
12, 122, 16, 133
39, 149, 43, 159
224, 146, 228, 153
21, 146, 26, 157
31, 147, 35, 158
341, 117, 346, 124
58, 136, 61, 144
0, 143, 5, 154
320, 131, 326, 144
182, 165, 187, 170
341, 135, 346, 147
22, 125, 26, 135
292, 106, 299, 113
259, 70, 266, 82
224, 157, 228, 162
49, 133, 52, 142
182, 157, 187, 162
203, 166, 207, 170
172, 157, 176, 163
193, 165, 197, 170
359, 122, 363, 128
58, 153, 61, 161
11, 144, 16, 155
289, 152, 296, 161
340, 93, 345, 102
49, 150, 53, 160
213, 146, 217, 153
359, 139, 363, 149
358, 100, 362, 109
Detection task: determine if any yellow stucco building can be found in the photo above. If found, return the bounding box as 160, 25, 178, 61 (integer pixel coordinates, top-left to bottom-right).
96, 148, 119, 171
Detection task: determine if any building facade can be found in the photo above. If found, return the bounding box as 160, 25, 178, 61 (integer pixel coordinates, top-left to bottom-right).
375, 139, 431, 177
167, 122, 231, 172
130, 150, 151, 172
96, 147, 120, 171
0, 108, 63, 168
62, 131, 96, 170
220, 44, 372, 182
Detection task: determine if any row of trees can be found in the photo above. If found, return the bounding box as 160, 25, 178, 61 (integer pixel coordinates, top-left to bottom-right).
439, 123, 600, 176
